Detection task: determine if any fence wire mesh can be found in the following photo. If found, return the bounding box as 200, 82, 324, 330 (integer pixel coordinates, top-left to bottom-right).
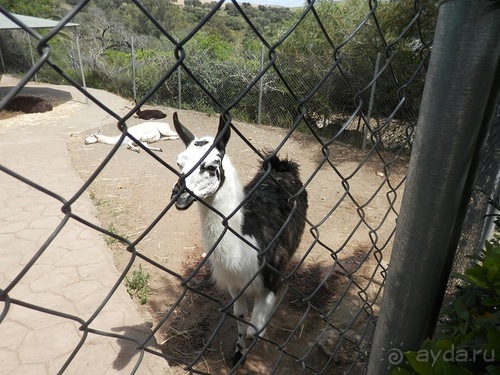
0, 1, 436, 374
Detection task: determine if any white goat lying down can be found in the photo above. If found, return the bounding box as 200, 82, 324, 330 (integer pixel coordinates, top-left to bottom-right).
84, 122, 179, 152
171, 112, 308, 367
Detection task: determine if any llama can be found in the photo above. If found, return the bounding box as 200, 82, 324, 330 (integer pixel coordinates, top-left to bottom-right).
135, 106, 167, 120
84, 121, 178, 152
5, 95, 52, 113
171, 112, 308, 367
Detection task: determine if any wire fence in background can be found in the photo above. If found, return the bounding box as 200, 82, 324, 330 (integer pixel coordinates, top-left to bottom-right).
3, 0, 494, 374
134, 39, 423, 153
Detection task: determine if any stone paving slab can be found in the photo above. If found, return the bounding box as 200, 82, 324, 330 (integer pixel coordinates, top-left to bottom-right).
0, 78, 172, 374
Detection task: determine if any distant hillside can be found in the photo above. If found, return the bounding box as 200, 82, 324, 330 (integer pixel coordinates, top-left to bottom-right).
174, 0, 289, 8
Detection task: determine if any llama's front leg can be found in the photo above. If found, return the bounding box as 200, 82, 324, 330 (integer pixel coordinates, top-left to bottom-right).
159, 135, 179, 141
228, 287, 248, 367
126, 141, 141, 152
139, 141, 163, 152
247, 290, 275, 339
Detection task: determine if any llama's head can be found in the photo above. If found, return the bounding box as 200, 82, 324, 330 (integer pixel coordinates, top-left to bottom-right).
171, 112, 231, 210
84, 129, 101, 145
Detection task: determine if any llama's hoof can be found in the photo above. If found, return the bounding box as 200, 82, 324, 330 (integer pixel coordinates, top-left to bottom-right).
191, 273, 214, 287
246, 325, 265, 339
246, 326, 257, 339
231, 351, 246, 368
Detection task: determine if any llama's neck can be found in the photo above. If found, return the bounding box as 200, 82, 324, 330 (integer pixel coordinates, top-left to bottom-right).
96, 134, 126, 146
194, 154, 262, 295
198, 157, 245, 254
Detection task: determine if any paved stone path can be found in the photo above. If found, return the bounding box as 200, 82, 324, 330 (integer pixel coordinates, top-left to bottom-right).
0, 78, 172, 374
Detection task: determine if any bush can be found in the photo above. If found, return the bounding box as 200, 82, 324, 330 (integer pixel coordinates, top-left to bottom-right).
125, 264, 151, 305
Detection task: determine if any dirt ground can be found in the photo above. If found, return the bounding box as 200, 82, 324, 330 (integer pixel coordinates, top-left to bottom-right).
1, 78, 409, 374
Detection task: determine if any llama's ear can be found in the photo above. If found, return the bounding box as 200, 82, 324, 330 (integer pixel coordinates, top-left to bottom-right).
173, 112, 195, 147
216, 114, 231, 153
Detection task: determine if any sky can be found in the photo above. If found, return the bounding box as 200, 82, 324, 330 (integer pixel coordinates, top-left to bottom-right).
248, 0, 306, 8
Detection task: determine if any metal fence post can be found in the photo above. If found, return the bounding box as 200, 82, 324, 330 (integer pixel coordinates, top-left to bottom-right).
367, 1, 500, 373
178, 66, 182, 109
363, 52, 381, 151
258, 43, 264, 126
131, 35, 136, 103
25, 31, 37, 82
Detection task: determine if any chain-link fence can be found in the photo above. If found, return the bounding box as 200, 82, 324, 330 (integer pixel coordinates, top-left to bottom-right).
2, 0, 496, 374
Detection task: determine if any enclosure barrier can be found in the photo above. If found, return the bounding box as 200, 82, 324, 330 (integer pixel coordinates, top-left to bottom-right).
368, 1, 500, 373
0, 0, 497, 374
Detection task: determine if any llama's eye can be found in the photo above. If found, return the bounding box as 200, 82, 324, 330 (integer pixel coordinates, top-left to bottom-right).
204, 165, 218, 173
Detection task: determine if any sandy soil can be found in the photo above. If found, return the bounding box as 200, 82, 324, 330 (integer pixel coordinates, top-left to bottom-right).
1, 77, 408, 374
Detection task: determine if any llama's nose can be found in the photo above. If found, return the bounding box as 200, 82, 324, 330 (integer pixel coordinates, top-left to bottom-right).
171, 181, 181, 198
171, 181, 184, 202
171, 180, 195, 210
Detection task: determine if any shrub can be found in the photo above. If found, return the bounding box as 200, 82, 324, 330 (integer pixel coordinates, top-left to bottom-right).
125, 264, 151, 305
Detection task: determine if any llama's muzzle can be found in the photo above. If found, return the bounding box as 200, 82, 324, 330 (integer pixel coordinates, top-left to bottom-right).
171, 181, 195, 210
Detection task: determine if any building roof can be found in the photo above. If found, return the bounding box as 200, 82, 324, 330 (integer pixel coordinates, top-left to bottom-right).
0, 12, 78, 30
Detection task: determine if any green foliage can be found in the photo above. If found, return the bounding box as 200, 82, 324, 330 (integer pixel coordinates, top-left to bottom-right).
1, 0, 438, 137
103, 50, 129, 65
105, 222, 124, 245
2, 0, 58, 17
125, 264, 151, 305
192, 33, 233, 61
396, 198, 500, 374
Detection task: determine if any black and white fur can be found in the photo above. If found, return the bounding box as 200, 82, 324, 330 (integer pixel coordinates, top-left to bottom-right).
171, 112, 308, 367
